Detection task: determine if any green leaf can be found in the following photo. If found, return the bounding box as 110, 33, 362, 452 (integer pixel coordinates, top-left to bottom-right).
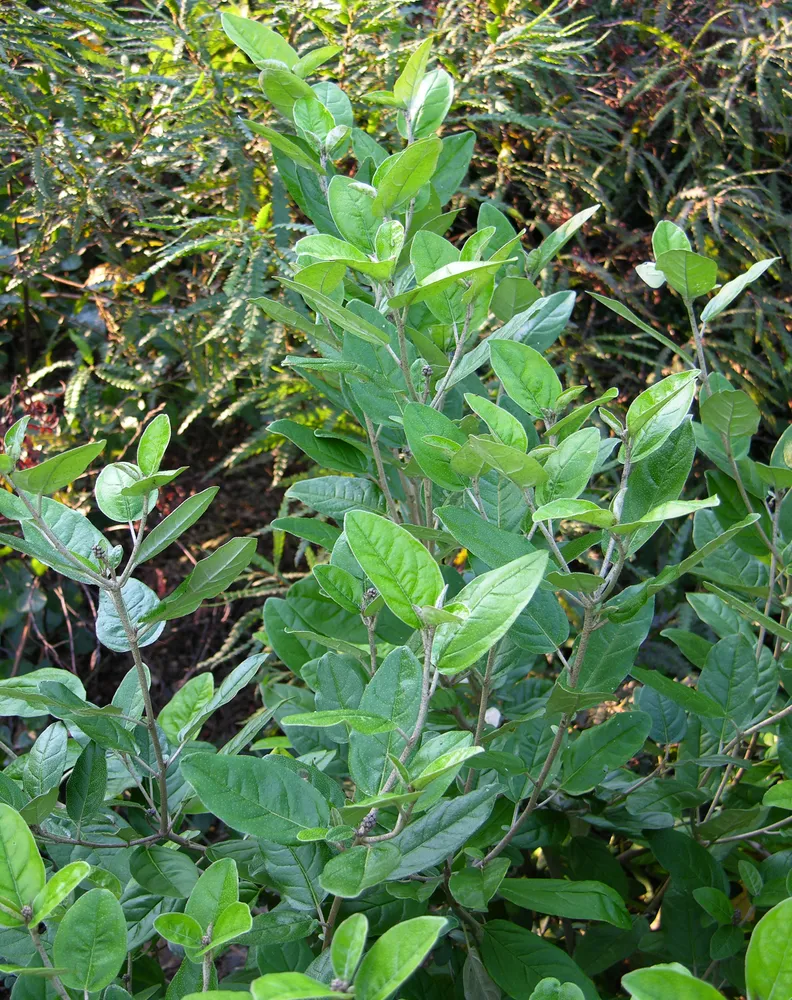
587, 293, 696, 366
492, 275, 541, 321
31, 860, 91, 923
312, 82, 353, 128
286, 476, 385, 520
182, 994, 241, 1000
626, 370, 699, 463
186, 858, 239, 932
221, 12, 298, 67
468, 435, 548, 489
134, 487, 218, 565
96, 578, 165, 651
444, 292, 576, 390
0, 804, 44, 924
739, 860, 764, 898
320, 844, 400, 898
94, 461, 158, 522
251, 972, 350, 1000
331, 913, 368, 983
272, 516, 341, 551
354, 916, 446, 1000
698, 634, 759, 740
412, 745, 484, 789
433, 131, 476, 204
280, 278, 390, 346
197, 900, 252, 953
561, 712, 652, 795
313, 563, 362, 613
449, 859, 510, 911
154, 911, 204, 949
0, 668, 84, 719
700, 389, 760, 441
11, 440, 106, 494
465, 393, 528, 450
388, 258, 508, 309
327, 176, 382, 253
129, 844, 201, 898
656, 249, 718, 299
745, 898, 792, 1000
345, 510, 443, 629
0, 964, 71, 977
175, 654, 264, 745
4, 415, 30, 464
611, 496, 720, 534
412, 67, 454, 137
481, 920, 597, 1000
349, 646, 422, 796
434, 551, 549, 674
24, 721, 67, 798
283, 709, 397, 734
293, 44, 343, 79
66, 741, 107, 827
158, 673, 214, 744
703, 583, 792, 646
251, 296, 324, 339
701, 257, 779, 323
525, 205, 600, 280
533, 499, 615, 528
491, 340, 562, 417
120, 466, 187, 496
630, 667, 724, 718
141, 536, 256, 624
500, 878, 631, 929
464, 949, 501, 1000
436, 505, 533, 568
693, 886, 733, 926
269, 419, 368, 476
53, 888, 127, 991
763, 781, 792, 810
137, 413, 171, 476
388, 785, 498, 879
403, 402, 468, 491
623, 964, 726, 1000
372, 137, 442, 213
535, 428, 600, 505
181, 753, 330, 845
394, 37, 433, 105
652, 220, 691, 257
259, 64, 317, 121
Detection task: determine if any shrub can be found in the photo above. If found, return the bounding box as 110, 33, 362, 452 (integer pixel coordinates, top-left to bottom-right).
2, 15, 792, 1000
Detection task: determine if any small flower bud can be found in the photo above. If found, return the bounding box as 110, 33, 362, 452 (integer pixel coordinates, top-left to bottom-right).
21, 905, 33, 922
331, 979, 350, 992
356, 807, 378, 837
421, 364, 433, 378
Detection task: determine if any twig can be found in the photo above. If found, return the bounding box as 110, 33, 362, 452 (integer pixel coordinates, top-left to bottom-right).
28, 924, 70, 1000
322, 895, 343, 950
477, 608, 597, 864
364, 414, 399, 522
464, 645, 498, 793
685, 298, 709, 380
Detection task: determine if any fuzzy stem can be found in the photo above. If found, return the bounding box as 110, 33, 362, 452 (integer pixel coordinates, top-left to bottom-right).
29, 924, 70, 1000
107, 587, 169, 834
322, 895, 344, 951
364, 414, 399, 522
464, 645, 498, 793
478, 609, 597, 864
